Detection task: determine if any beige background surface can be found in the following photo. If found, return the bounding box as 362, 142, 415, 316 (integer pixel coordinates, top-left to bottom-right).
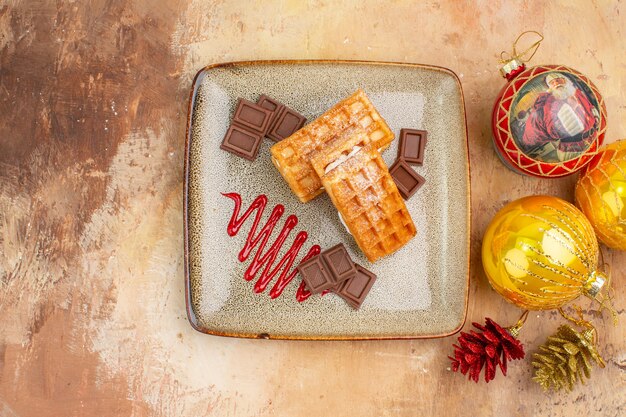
1, 1, 625, 416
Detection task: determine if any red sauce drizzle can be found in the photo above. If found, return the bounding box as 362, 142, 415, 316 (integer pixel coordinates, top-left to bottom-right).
223, 193, 321, 301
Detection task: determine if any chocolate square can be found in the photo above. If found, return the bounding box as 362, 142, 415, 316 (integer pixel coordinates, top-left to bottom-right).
297, 256, 334, 294
321, 243, 356, 283
389, 159, 425, 200
267, 107, 306, 142
335, 264, 377, 309
220, 124, 263, 161
257, 94, 283, 113
257, 94, 285, 133
398, 129, 428, 165
232, 98, 273, 134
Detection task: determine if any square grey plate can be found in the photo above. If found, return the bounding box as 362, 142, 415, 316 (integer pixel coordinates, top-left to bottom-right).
184, 60, 470, 340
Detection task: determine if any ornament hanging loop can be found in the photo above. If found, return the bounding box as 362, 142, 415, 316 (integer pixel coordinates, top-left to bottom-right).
558, 305, 594, 332
513, 30, 543, 63
499, 30, 544, 79
506, 310, 529, 338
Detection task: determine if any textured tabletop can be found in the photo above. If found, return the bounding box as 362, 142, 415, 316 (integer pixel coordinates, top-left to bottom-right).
0, 1, 624, 416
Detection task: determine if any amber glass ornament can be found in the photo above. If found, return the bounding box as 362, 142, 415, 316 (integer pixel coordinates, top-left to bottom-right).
575, 140, 626, 250
482, 195, 607, 310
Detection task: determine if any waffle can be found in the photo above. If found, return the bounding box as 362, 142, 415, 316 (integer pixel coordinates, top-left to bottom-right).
310, 129, 370, 177
270, 89, 394, 203
318, 143, 416, 262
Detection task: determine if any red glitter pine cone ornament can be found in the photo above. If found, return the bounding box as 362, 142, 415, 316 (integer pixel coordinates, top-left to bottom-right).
449, 317, 525, 383
491, 32, 607, 178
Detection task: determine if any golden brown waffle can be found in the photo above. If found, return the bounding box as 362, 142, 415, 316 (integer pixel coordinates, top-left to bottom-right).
270, 89, 394, 203
310, 130, 370, 177
319, 143, 416, 262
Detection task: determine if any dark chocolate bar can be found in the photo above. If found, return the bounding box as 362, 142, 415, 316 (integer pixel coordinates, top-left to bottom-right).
297, 243, 356, 294
389, 159, 425, 200
397, 129, 427, 165
297, 256, 334, 294
335, 264, 377, 309
257, 94, 285, 133
220, 124, 263, 161
321, 244, 357, 283
232, 98, 273, 134
268, 107, 306, 142
257, 94, 283, 113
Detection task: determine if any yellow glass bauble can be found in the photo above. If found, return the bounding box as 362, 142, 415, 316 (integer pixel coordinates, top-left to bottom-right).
482, 195, 606, 310
575, 140, 626, 251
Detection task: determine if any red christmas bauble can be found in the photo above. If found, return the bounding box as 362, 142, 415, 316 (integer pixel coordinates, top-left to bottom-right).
491, 63, 607, 178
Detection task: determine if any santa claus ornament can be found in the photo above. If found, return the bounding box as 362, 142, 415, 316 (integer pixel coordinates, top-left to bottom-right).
492, 32, 607, 177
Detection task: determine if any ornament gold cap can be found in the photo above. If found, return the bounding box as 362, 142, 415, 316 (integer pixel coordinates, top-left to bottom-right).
583, 266, 618, 324
499, 58, 524, 78
585, 271, 606, 298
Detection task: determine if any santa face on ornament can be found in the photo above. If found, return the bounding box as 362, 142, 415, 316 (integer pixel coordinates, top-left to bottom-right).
510, 71, 600, 163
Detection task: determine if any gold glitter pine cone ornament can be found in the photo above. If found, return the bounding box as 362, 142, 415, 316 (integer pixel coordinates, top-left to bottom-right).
575, 139, 626, 250
532, 323, 605, 391
482, 195, 610, 311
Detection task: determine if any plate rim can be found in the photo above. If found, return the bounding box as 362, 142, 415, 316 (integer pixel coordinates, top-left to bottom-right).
183, 59, 471, 340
